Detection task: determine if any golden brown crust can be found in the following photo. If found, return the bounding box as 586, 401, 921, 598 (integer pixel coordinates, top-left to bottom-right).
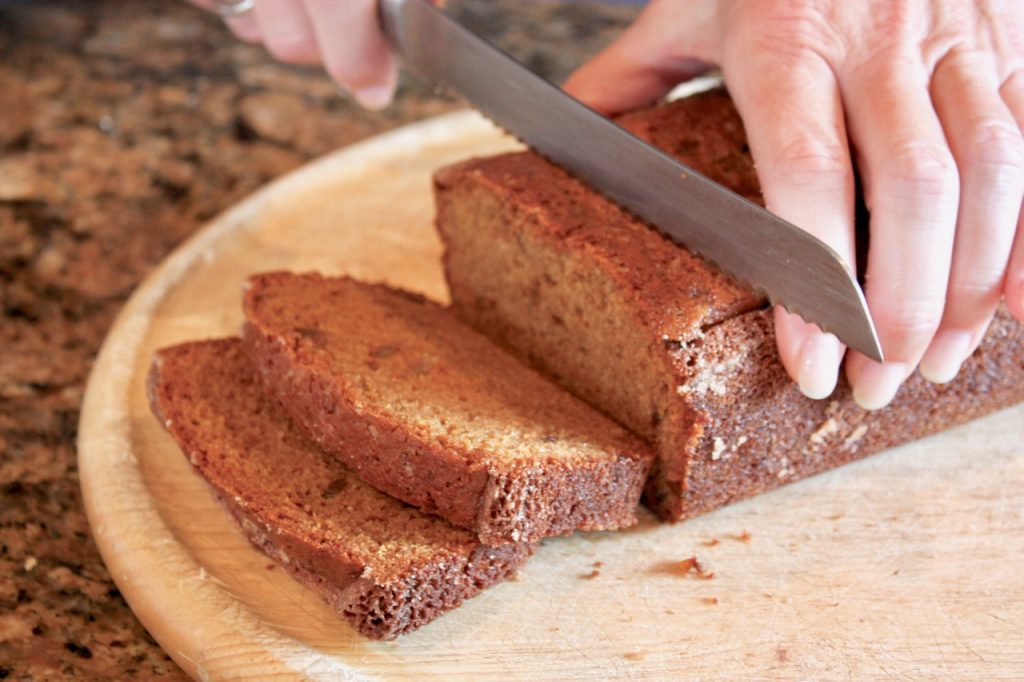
242, 272, 653, 544
435, 89, 1024, 522
147, 338, 532, 639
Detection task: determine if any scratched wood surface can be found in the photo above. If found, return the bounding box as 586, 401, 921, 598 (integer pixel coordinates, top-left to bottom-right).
78, 111, 1024, 681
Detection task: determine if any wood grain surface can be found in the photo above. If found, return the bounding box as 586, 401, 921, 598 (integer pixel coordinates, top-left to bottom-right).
77, 111, 1024, 681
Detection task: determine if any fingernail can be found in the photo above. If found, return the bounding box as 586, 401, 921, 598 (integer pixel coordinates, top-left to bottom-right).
797, 333, 842, 399
919, 330, 972, 384
853, 362, 908, 411
353, 84, 393, 110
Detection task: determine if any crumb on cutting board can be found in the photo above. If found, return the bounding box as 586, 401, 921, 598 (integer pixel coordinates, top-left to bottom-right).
677, 555, 715, 580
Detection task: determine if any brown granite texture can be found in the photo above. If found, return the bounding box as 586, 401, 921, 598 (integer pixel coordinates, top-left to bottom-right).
0, 0, 638, 678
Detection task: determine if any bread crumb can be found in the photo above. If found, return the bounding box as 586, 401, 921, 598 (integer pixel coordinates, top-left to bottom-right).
710, 437, 726, 461
810, 417, 839, 444
700, 596, 719, 605
844, 424, 869, 447
623, 650, 646, 661
23, 556, 37, 572
581, 569, 601, 580
677, 555, 715, 579
728, 530, 751, 543
683, 355, 744, 396
701, 538, 720, 547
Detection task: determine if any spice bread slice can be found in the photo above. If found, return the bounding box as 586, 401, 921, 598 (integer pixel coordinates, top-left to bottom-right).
148, 338, 532, 640
434, 88, 1024, 522
242, 272, 653, 544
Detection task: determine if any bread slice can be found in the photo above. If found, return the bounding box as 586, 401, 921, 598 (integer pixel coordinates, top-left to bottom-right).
241, 272, 653, 544
147, 338, 532, 640
434, 88, 1024, 522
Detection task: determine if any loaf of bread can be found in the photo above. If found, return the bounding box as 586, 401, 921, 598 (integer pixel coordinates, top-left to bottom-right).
147, 338, 532, 640
242, 272, 653, 544
434, 88, 1024, 522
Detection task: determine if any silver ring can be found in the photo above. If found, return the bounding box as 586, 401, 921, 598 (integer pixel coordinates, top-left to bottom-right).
214, 0, 254, 17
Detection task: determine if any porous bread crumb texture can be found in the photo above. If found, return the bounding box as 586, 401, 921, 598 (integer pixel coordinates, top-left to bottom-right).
652, 307, 1024, 521
147, 338, 531, 640
434, 88, 1024, 522
242, 272, 653, 544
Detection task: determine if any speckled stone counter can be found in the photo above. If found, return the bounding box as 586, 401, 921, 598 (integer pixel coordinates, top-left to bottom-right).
0, 1, 638, 678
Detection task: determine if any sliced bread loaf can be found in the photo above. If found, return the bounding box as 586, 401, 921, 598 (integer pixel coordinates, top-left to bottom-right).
148, 338, 532, 640
434, 89, 1024, 522
242, 272, 653, 544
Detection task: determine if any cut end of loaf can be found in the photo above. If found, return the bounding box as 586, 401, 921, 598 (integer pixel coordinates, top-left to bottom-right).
147, 337, 532, 639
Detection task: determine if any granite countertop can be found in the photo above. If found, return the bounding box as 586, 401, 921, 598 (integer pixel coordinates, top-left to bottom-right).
0, 1, 638, 678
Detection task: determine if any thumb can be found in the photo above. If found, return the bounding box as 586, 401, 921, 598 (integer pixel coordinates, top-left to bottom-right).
563, 0, 720, 115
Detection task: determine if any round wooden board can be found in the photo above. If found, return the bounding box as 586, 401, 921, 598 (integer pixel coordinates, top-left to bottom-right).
78, 110, 1024, 681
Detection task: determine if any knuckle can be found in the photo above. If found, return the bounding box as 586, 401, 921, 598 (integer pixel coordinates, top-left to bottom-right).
1000, 68, 1024, 99
884, 142, 959, 197
949, 268, 1007, 303
963, 120, 1024, 181
874, 299, 945, 344
772, 138, 851, 189
735, 1, 841, 62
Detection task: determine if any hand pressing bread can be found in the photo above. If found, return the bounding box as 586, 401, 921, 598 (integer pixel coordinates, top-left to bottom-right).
565, 0, 1024, 409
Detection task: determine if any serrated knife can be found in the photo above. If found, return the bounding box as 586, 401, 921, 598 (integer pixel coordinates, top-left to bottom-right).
378, 0, 883, 361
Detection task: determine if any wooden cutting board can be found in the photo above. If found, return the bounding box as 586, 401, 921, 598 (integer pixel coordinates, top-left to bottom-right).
77, 110, 1024, 681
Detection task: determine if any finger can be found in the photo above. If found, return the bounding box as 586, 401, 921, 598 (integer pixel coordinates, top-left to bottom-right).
1000, 69, 1024, 322
253, 0, 320, 64
303, 0, 396, 109
919, 51, 1024, 383
721, 47, 854, 399
183, 0, 262, 43
841, 57, 960, 409
563, 0, 716, 115
1007, 208, 1024, 321
224, 12, 263, 44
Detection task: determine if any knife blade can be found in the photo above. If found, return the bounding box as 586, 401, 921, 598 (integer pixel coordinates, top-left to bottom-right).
378, 0, 883, 361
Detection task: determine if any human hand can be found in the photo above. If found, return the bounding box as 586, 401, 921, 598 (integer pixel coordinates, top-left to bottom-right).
188, 0, 397, 109
565, 0, 1024, 409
